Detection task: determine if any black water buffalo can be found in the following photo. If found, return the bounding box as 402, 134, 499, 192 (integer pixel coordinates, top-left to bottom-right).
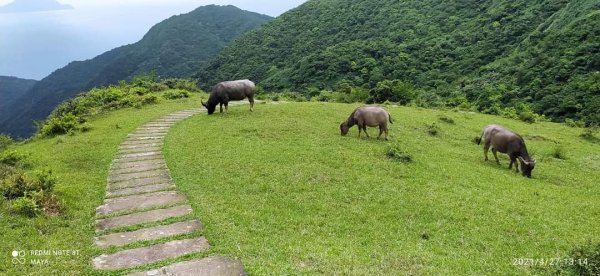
478, 124, 536, 177
340, 106, 393, 140
201, 79, 256, 115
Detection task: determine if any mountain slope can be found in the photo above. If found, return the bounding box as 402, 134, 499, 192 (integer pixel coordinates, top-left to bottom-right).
0, 5, 271, 138
0, 76, 37, 116
198, 0, 599, 124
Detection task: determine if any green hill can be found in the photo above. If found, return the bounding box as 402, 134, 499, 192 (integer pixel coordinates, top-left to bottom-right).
0, 76, 37, 116
198, 0, 600, 125
1, 97, 599, 274
0, 5, 271, 139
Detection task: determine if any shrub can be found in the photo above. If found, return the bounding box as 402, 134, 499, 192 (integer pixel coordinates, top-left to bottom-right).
10, 197, 39, 217
0, 134, 13, 151
438, 115, 455, 124
30, 191, 63, 217
580, 128, 599, 143
368, 79, 415, 105
80, 123, 92, 133
551, 144, 568, 160
141, 94, 158, 105
128, 86, 148, 96
161, 78, 200, 92
162, 89, 191, 100
559, 241, 600, 275
39, 113, 79, 137
426, 123, 440, 136
386, 143, 413, 163
565, 118, 586, 128
1, 169, 55, 200
518, 111, 537, 124
0, 150, 25, 166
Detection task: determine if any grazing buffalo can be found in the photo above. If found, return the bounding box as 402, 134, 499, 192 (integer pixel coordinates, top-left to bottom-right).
478, 124, 536, 177
201, 79, 256, 115
340, 106, 393, 140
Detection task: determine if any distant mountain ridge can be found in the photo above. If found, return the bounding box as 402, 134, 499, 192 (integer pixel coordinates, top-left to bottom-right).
0, 76, 37, 118
0, 5, 271, 138
0, 0, 73, 13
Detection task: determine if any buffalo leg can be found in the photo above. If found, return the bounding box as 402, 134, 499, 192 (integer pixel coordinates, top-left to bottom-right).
492, 148, 500, 164
483, 143, 490, 161
509, 156, 519, 173
249, 97, 254, 112
384, 127, 389, 141
377, 126, 383, 140
363, 125, 370, 138
219, 103, 223, 113
358, 126, 362, 138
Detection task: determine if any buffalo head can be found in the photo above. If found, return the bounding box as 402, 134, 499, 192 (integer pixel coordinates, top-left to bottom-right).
201, 99, 216, 115
340, 122, 350, 136
518, 157, 536, 178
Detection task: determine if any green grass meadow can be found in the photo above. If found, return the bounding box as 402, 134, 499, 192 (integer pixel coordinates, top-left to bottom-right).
0, 95, 201, 275
164, 102, 600, 275
1, 100, 599, 274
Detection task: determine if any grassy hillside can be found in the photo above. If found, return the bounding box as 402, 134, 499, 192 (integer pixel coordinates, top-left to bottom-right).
0, 5, 271, 139
164, 102, 600, 275
2, 98, 598, 274
0, 95, 201, 275
198, 0, 600, 125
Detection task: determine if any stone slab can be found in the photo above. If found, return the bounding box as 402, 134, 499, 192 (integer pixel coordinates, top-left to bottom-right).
119, 143, 163, 150
111, 159, 166, 170
128, 256, 246, 276
107, 183, 174, 198
131, 131, 168, 135
125, 136, 164, 141
108, 177, 171, 190
121, 138, 164, 143
92, 237, 210, 270
118, 147, 162, 155
96, 205, 193, 231
108, 170, 169, 183
118, 151, 163, 159
112, 154, 163, 164
95, 220, 202, 247
111, 163, 167, 175
96, 191, 186, 215
141, 124, 175, 128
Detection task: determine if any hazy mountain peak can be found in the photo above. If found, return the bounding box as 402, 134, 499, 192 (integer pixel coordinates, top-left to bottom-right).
0, 0, 73, 13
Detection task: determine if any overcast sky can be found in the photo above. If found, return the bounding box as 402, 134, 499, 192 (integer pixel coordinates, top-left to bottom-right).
0, 0, 307, 80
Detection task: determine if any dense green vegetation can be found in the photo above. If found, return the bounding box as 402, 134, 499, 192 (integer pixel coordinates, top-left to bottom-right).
0, 76, 37, 117
0, 5, 271, 139
36, 75, 200, 137
199, 0, 600, 125
165, 102, 600, 274
0, 94, 202, 275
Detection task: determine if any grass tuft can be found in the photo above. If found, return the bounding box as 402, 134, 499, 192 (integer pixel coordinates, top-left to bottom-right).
426, 122, 440, 136
551, 144, 568, 160
385, 143, 413, 163
438, 115, 455, 124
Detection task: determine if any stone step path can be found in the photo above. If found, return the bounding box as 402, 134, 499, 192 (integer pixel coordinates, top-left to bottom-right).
92, 106, 247, 275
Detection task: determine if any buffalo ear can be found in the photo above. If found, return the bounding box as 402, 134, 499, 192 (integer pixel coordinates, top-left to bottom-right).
201, 99, 207, 108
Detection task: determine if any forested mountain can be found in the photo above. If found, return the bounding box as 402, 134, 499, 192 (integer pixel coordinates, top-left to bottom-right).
0, 76, 37, 116
199, 0, 600, 125
0, 5, 271, 138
